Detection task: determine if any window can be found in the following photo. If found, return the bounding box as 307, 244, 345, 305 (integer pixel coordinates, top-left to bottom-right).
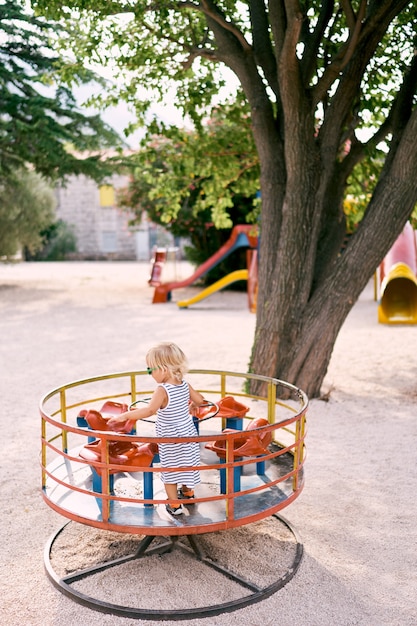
99, 185, 115, 207
101, 231, 117, 253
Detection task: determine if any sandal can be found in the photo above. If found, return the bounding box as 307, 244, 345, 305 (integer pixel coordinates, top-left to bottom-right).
178, 487, 195, 501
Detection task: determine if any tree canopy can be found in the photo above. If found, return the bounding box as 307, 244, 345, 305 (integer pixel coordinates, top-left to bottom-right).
132, 100, 259, 229
117, 100, 260, 278
0, 0, 121, 183
0, 0, 126, 257
32, 1, 417, 397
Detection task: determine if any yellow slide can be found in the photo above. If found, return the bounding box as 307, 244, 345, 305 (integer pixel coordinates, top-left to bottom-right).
377, 222, 417, 324
177, 270, 248, 308
378, 263, 417, 324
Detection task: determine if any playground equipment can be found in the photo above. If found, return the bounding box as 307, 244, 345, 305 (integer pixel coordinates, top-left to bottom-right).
177, 269, 248, 307
376, 222, 417, 324
148, 246, 181, 286
150, 224, 258, 308
206, 417, 272, 458
41, 369, 307, 619
148, 247, 167, 286
177, 249, 258, 312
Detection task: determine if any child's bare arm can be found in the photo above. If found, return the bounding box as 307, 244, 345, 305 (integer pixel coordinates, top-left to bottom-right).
189, 384, 207, 413
107, 387, 166, 427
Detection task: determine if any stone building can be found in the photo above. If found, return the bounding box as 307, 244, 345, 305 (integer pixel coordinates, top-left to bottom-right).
54, 172, 142, 260
54, 168, 184, 263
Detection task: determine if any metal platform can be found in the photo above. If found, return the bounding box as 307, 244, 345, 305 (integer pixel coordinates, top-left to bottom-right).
43, 441, 302, 534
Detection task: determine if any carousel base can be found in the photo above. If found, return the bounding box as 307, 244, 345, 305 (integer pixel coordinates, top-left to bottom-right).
44, 514, 303, 620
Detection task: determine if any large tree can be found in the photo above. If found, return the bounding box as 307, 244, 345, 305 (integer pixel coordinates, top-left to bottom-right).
33, 1, 417, 397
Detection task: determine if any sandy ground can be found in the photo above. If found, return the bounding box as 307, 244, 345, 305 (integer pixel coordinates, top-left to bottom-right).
0, 260, 416, 626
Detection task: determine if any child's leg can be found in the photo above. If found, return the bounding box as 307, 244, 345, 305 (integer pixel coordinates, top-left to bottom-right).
165, 483, 179, 502
164, 483, 183, 515
180, 484, 195, 497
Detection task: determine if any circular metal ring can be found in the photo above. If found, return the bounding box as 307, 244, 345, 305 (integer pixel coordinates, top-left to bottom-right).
44, 514, 303, 620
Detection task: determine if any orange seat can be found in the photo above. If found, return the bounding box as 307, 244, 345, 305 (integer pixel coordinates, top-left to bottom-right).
191, 401, 219, 421
78, 404, 157, 476
100, 401, 129, 417
79, 440, 158, 475
205, 417, 272, 458
80, 408, 136, 434
215, 396, 249, 419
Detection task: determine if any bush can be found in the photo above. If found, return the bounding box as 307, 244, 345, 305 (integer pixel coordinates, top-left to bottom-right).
26, 220, 77, 261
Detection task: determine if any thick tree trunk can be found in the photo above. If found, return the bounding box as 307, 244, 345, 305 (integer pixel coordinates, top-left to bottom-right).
250, 107, 417, 399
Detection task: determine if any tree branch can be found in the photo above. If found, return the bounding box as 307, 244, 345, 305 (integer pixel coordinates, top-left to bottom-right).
300, 0, 334, 87
278, 0, 304, 106
268, 0, 286, 60
336, 10, 417, 183
248, 0, 280, 99
317, 1, 409, 176
312, 0, 366, 106
186, 0, 252, 52
340, 0, 357, 31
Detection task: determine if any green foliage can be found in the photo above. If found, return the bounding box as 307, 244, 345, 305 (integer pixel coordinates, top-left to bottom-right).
344, 149, 386, 232
31, 0, 417, 256
410, 208, 417, 230
0, 169, 56, 259
25, 220, 77, 261
32, 1, 416, 232
33, 1, 232, 127
117, 101, 259, 281
0, 0, 122, 184
134, 101, 258, 223
32, 2, 414, 133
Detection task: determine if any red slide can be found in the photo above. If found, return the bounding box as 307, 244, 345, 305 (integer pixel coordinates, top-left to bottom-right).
152, 225, 258, 303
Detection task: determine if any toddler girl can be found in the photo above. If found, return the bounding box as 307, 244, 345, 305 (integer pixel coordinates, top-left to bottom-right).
108, 342, 206, 515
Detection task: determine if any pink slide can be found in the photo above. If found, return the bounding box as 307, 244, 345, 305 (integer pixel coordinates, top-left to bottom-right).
377, 222, 417, 324
152, 225, 258, 303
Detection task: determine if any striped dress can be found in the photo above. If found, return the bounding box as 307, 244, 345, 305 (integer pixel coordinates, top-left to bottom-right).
155, 381, 201, 487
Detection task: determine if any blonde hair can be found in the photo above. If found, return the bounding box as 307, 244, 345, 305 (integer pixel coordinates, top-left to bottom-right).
146, 342, 189, 382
